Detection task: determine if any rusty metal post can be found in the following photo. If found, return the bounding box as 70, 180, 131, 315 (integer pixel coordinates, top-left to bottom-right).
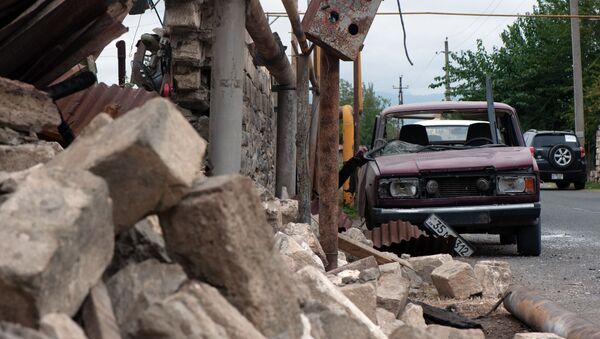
276, 90, 297, 197
308, 94, 320, 191
297, 53, 311, 223
209, 0, 245, 175
504, 286, 600, 339
116, 40, 126, 87
319, 51, 340, 271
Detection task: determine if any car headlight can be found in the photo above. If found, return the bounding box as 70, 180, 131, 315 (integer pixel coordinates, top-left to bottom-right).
378, 178, 419, 198
497, 175, 536, 194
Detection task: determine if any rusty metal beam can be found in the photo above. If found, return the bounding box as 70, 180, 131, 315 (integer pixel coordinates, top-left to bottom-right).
116, 40, 126, 87
296, 52, 311, 223
504, 286, 600, 339
282, 0, 309, 54
246, 0, 295, 86
319, 51, 340, 271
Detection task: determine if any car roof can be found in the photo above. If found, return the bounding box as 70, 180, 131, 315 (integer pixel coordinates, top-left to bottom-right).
381, 101, 516, 118
527, 130, 575, 135
413, 119, 487, 126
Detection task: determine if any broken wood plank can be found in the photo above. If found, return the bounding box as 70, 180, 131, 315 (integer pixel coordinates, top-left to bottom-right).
338, 233, 413, 269
409, 299, 483, 329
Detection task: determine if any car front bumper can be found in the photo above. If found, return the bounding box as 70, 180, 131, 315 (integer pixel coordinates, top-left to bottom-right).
371, 202, 541, 229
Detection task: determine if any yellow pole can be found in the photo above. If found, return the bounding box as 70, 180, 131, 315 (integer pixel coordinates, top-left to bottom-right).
342, 105, 355, 206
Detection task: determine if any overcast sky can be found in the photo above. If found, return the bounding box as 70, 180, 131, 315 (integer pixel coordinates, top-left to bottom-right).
96, 0, 537, 103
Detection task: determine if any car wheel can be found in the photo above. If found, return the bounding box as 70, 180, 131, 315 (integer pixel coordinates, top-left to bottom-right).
549, 144, 574, 169
574, 181, 586, 190
517, 219, 541, 256
555, 181, 570, 190
499, 233, 517, 245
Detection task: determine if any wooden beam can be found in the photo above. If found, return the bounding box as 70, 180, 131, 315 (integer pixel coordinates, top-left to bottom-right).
338, 233, 413, 269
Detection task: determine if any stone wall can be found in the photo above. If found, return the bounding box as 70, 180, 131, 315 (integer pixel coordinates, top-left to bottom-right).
165, 0, 277, 192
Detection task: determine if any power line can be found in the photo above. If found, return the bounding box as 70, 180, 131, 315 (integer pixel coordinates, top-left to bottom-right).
265, 11, 600, 20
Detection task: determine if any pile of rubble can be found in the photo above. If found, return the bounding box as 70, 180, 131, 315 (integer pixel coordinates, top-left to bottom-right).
0, 77, 559, 339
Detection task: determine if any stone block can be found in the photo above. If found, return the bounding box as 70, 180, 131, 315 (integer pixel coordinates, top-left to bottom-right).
0, 142, 63, 172
40, 313, 88, 339
280, 198, 299, 224
0, 127, 36, 145
514, 333, 565, 339
399, 303, 427, 330
296, 266, 387, 339
131, 282, 265, 339
82, 282, 121, 339
0, 77, 61, 132
274, 232, 324, 272
0, 167, 113, 327
78, 113, 113, 139
328, 256, 379, 276
408, 254, 454, 283
263, 199, 283, 232
49, 98, 206, 232
340, 282, 377, 323
377, 263, 410, 316
474, 260, 512, 298
159, 175, 303, 339
282, 222, 327, 266
376, 308, 405, 337
0, 322, 51, 339
106, 260, 187, 338
425, 325, 485, 339
389, 325, 435, 339
431, 261, 483, 299
164, 0, 200, 30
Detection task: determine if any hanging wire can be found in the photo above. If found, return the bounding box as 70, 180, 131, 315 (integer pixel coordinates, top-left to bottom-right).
147, 0, 164, 26
396, 0, 414, 66
129, 13, 144, 57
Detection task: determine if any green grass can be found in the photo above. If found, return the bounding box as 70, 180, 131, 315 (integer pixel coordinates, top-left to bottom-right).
586, 181, 600, 190
342, 205, 359, 220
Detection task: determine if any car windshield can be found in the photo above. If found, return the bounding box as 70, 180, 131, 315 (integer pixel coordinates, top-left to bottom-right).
376, 109, 520, 156
533, 134, 579, 148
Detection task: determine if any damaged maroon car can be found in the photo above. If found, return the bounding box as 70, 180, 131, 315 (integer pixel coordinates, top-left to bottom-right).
357, 102, 541, 256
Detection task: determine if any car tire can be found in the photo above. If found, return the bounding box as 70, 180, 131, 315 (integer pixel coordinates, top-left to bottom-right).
499, 233, 517, 245
517, 219, 541, 256
548, 144, 574, 169
555, 181, 570, 190
574, 181, 586, 190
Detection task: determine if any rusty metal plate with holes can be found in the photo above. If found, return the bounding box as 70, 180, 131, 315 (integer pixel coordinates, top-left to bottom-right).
302, 0, 382, 61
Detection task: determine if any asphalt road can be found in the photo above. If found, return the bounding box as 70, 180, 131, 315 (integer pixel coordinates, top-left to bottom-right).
463, 187, 600, 323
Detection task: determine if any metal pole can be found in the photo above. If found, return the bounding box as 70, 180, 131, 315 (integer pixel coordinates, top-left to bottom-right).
444, 38, 451, 101
319, 51, 340, 271
209, 0, 245, 175
486, 75, 499, 144
296, 54, 311, 223
570, 0, 585, 146
116, 40, 126, 87
276, 90, 297, 197
504, 286, 600, 339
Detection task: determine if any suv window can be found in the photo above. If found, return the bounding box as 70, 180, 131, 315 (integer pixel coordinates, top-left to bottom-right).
532, 134, 579, 148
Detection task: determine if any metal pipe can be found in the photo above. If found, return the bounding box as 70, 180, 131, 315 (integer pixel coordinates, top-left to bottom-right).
319, 51, 340, 271
281, 0, 309, 54
276, 90, 297, 197
209, 0, 245, 175
308, 94, 320, 191
297, 52, 311, 223
116, 40, 126, 87
504, 286, 600, 339
342, 105, 354, 206
246, 0, 295, 86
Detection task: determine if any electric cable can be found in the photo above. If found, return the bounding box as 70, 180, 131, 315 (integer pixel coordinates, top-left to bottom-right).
396, 0, 414, 66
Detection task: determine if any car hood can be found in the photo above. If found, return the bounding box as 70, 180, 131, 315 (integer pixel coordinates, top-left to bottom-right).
374, 147, 534, 176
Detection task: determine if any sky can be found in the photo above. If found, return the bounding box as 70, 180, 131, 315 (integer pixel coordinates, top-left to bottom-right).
96, 0, 538, 104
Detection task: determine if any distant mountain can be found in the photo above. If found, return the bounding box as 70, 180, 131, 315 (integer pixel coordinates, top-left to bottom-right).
378, 91, 445, 105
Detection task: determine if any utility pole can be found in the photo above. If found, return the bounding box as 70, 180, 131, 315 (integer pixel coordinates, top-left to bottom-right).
392, 76, 409, 105
444, 37, 451, 101
570, 0, 585, 146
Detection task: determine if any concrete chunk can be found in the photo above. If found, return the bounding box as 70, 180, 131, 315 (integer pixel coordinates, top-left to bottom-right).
431, 261, 483, 299
49, 97, 206, 232
274, 232, 324, 272
282, 222, 328, 266
0, 77, 61, 132
425, 325, 485, 339
376, 308, 405, 337
159, 175, 303, 339
40, 313, 88, 339
0, 322, 51, 339
340, 283, 377, 323
377, 263, 410, 316
474, 260, 512, 298
82, 282, 122, 339
131, 282, 265, 339
408, 254, 453, 283
280, 198, 299, 224
0, 167, 113, 327
389, 325, 435, 339
106, 260, 187, 338
0, 142, 62, 172
399, 303, 427, 330
514, 333, 565, 339
296, 266, 387, 339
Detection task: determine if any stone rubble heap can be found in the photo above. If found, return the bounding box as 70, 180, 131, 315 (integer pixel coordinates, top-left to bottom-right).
0, 77, 562, 339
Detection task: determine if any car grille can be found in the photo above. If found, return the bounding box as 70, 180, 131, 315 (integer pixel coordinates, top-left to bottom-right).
425, 176, 492, 198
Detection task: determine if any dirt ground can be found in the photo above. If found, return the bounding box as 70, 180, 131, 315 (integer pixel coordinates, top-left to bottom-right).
410, 284, 530, 339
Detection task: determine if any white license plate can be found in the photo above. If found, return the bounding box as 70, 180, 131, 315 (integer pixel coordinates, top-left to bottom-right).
423, 214, 475, 257
551, 173, 564, 180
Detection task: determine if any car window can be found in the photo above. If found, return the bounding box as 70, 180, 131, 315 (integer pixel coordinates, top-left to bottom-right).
424, 126, 468, 142
533, 134, 579, 148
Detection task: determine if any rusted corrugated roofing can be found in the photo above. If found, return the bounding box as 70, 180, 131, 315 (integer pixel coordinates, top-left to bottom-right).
46, 83, 158, 141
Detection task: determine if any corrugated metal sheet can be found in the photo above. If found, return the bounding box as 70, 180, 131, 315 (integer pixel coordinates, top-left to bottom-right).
46, 83, 158, 141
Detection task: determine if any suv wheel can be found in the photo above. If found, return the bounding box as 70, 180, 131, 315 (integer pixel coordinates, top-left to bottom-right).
555, 181, 570, 190
549, 144, 574, 169
574, 181, 586, 190
517, 218, 541, 256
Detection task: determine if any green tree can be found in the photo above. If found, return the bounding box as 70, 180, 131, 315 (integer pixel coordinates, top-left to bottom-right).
339, 79, 391, 146
430, 0, 600, 148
